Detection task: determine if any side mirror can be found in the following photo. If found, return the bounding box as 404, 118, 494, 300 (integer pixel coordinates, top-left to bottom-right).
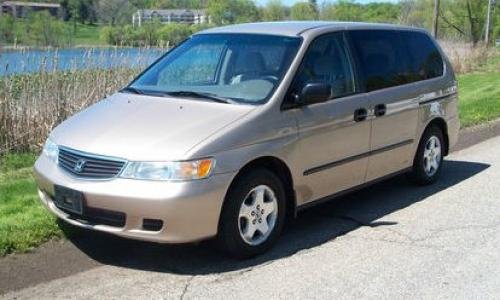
297, 83, 331, 106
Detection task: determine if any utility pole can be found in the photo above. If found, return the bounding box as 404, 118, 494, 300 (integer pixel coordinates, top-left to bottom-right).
432, 0, 440, 38
485, 0, 493, 45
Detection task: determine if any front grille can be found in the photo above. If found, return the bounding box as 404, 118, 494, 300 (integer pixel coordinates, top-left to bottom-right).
58, 147, 126, 179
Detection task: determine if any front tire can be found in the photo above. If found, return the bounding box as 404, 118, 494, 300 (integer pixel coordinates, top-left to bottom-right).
218, 168, 286, 258
409, 125, 445, 185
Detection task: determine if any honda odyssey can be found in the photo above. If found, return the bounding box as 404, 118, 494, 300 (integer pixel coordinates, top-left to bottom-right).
34, 22, 459, 257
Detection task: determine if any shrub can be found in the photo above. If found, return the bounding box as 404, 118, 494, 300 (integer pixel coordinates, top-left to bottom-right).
158, 23, 192, 46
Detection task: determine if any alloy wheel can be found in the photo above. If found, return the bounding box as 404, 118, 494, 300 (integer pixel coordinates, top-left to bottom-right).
238, 185, 278, 246
423, 135, 442, 176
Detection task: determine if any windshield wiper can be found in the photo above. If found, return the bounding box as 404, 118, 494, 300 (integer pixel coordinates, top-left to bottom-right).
120, 86, 145, 95
164, 91, 234, 104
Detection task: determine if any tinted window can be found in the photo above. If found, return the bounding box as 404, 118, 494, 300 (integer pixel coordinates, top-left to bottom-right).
402, 31, 444, 81
350, 30, 412, 92
290, 33, 355, 100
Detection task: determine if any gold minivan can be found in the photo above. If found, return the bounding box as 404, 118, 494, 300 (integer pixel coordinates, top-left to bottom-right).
34, 22, 459, 257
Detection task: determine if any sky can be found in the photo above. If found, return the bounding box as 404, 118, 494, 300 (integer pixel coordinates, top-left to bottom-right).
256, 0, 399, 6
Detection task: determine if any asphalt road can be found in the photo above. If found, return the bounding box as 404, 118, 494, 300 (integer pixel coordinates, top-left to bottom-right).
2, 135, 500, 299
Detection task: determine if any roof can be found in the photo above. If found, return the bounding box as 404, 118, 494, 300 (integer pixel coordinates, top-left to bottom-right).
2, 1, 61, 8
197, 21, 422, 37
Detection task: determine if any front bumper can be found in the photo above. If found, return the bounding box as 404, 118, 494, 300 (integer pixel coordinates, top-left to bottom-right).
34, 155, 235, 243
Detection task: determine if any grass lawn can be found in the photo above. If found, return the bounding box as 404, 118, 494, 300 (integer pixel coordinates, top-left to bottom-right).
4, 21, 104, 47
457, 55, 500, 127
72, 23, 105, 46
0, 53, 499, 257
0, 153, 62, 256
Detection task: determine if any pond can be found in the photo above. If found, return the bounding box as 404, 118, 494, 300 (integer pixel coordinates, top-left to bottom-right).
0, 48, 166, 76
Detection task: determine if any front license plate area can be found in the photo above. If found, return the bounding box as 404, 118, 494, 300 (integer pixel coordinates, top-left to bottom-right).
54, 185, 84, 215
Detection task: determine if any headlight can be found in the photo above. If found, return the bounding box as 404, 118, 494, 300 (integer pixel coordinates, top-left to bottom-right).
42, 138, 59, 163
120, 158, 215, 181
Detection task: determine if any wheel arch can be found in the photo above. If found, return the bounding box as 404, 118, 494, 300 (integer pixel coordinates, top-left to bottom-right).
424, 117, 450, 156
218, 156, 297, 232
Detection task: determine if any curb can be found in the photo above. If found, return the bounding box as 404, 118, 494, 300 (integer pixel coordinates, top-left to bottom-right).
453, 118, 500, 152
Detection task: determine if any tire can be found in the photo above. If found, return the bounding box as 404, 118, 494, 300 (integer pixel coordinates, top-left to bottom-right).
409, 125, 445, 185
218, 168, 286, 259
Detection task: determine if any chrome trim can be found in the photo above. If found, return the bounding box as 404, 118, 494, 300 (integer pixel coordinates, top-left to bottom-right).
419, 92, 457, 106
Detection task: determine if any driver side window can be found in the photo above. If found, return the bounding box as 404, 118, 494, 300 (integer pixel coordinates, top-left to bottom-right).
291, 33, 355, 100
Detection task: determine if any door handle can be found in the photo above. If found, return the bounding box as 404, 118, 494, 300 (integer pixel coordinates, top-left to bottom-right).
374, 104, 387, 117
354, 108, 368, 122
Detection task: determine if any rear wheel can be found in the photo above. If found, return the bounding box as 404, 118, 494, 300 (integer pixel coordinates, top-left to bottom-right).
218, 168, 286, 258
409, 125, 445, 185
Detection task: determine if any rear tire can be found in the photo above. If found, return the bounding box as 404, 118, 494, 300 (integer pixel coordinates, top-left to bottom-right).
409, 125, 445, 185
218, 168, 286, 259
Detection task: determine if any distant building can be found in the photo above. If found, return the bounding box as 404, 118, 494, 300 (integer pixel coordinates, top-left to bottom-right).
0, 1, 61, 18
132, 9, 209, 27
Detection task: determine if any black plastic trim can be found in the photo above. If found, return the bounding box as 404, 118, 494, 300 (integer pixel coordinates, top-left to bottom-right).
303, 139, 414, 176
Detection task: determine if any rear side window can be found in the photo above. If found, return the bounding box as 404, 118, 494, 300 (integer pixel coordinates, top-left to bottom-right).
402, 31, 444, 81
350, 30, 413, 92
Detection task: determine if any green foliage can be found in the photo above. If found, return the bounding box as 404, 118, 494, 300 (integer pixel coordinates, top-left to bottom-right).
207, 0, 259, 25
0, 152, 37, 173
2, 0, 498, 47
25, 11, 73, 47
321, 0, 400, 23
0, 14, 17, 44
458, 55, 500, 127
401, 0, 498, 44
67, 0, 97, 24
262, 0, 287, 21
158, 22, 193, 45
99, 22, 212, 46
0, 153, 62, 256
72, 23, 103, 45
290, 2, 318, 20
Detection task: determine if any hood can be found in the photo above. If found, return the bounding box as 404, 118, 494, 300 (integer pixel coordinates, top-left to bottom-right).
51, 93, 255, 161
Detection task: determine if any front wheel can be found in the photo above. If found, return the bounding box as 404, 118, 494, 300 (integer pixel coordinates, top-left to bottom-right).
409, 125, 445, 185
218, 168, 286, 258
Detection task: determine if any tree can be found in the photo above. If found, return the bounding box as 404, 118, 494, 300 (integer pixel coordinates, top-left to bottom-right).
26, 11, 70, 47
432, 0, 440, 37
262, 0, 287, 21
309, 0, 318, 17
0, 14, 16, 44
440, 0, 488, 45
158, 23, 192, 45
138, 18, 161, 46
68, 0, 97, 24
290, 2, 317, 20
207, 0, 259, 25
96, 0, 136, 26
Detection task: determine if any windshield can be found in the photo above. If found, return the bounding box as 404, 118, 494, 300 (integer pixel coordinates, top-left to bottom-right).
128, 34, 302, 104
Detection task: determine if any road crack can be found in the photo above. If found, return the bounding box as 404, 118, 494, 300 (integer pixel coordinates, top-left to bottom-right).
179, 275, 195, 300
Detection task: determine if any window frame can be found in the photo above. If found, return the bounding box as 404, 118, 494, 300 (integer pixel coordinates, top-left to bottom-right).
282, 31, 360, 110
